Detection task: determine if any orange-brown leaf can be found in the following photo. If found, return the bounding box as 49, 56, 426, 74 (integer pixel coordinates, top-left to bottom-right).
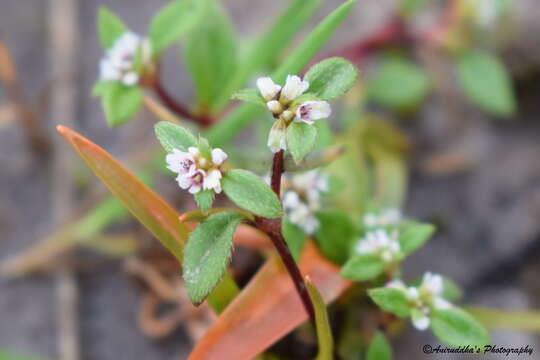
188, 241, 351, 360
56, 125, 189, 261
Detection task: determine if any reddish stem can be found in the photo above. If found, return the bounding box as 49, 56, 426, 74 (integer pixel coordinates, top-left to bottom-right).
153, 80, 213, 127
271, 150, 285, 195
252, 150, 316, 322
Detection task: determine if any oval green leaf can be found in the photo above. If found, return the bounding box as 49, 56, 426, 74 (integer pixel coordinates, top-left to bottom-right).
368, 287, 410, 318
222, 170, 282, 218
430, 307, 490, 347
457, 50, 516, 117
184, 212, 243, 305
287, 122, 318, 164
304, 57, 358, 100
154, 121, 198, 152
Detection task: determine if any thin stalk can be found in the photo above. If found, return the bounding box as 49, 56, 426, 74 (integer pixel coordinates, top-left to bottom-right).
254, 150, 316, 322
153, 80, 213, 127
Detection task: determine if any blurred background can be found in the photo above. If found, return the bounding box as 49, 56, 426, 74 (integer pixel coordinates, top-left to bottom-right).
1, 0, 540, 359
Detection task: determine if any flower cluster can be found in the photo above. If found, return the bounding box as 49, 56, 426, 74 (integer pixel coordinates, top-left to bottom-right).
281, 170, 329, 235
166, 146, 228, 194
356, 229, 401, 263
257, 75, 331, 153
363, 208, 402, 228
386, 273, 452, 330
99, 32, 150, 86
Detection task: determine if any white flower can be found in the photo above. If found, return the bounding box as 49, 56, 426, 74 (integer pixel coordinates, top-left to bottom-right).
281, 171, 328, 234
363, 208, 402, 227
166, 146, 227, 194
279, 75, 309, 104
99, 31, 147, 87
257, 77, 281, 101
295, 101, 331, 124
267, 119, 288, 153
283, 191, 320, 235
356, 229, 401, 262
166, 149, 196, 174
384, 272, 454, 331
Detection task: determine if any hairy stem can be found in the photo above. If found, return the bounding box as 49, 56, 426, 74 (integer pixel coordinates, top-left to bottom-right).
254, 150, 316, 322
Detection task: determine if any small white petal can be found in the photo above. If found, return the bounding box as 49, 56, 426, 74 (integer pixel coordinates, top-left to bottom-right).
266, 100, 282, 114
406, 287, 420, 301
211, 148, 228, 165
121, 72, 139, 86
303, 215, 320, 235
267, 120, 287, 153
412, 314, 430, 331
203, 169, 222, 193
188, 183, 202, 194
295, 101, 331, 124
433, 297, 453, 310
280, 75, 309, 103
257, 77, 281, 101
166, 149, 194, 174
188, 147, 200, 157
176, 174, 191, 189
422, 272, 444, 295
283, 191, 301, 208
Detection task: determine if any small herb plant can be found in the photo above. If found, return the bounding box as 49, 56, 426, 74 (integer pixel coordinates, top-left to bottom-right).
52, 0, 515, 358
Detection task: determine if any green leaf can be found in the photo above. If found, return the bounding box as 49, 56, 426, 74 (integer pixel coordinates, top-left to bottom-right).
314, 210, 355, 265
194, 190, 214, 213
306, 280, 334, 360
399, 222, 435, 255
204, 0, 357, 147
368, 288, 410, 317
154, 121, 198, 152
456, 50, 516, 117
304, 57, 358, 100
442, 277, 463, 302
367, 331, 393, 360
222, 169, 282, 218
231, 88, 265, 106
212, 0, 322, 110
183, 0, 236, 109
282, 219, 306, 262
97, 6, 127, 49
102, 83, 142, 126
430, 308, 490, 347
149, 0, 208, 55
367, 57, 430, 110
287, 122, 318, 164
341, 254, 385, 281
92, 81, 115, 97
183, 212, 243, 304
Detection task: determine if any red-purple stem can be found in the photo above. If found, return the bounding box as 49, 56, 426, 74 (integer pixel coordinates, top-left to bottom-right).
254, 150, 316, 322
